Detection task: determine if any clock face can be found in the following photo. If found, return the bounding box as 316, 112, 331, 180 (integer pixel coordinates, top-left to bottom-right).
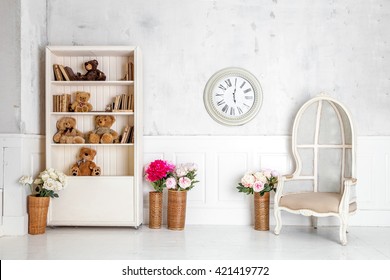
204, 68, 263, 126
211, 76, 255, 118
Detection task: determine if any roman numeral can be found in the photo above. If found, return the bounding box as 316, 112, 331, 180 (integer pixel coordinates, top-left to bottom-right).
218, 84, 226, 91
244, 103, 250, 108
222, 104, 229, 113
217, 100, 225, 106
237, 107, 243, 115
244, 88, 252, 93
230, 107, 235, 116
225, 79, 232, 87
245, 96, 253, 99
240, 81, 246, 88
215, 93, 224, 97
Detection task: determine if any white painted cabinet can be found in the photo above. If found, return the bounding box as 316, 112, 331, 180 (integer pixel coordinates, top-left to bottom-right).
45, 46, 143, 227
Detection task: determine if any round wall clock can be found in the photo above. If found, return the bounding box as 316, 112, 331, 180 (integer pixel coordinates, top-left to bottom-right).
203, 67, 263, 126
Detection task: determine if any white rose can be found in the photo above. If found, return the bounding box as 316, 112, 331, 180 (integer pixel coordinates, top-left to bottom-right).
19, 176, 33, 185
241, 173, 255, 188
175, 166, 187, 177
165, 177, 177, 189
254, 171, 267, 184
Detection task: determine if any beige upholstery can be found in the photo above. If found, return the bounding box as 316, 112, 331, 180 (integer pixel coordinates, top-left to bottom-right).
273, 95, 357, 245
280, 192, 357, 213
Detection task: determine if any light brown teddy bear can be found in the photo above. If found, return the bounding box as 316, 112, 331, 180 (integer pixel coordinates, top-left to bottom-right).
87, 115, 119, 144
71, 91, 93, 112
53, 117, 85, 144
70, 147, 101, 176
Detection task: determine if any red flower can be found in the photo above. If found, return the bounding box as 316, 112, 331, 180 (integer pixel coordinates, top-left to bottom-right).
145, 160, 175, 182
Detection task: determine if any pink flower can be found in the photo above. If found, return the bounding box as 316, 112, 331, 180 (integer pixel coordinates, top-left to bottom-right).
253, 181, 265, 193
166, 177, 177, 189
271, 170, 279, 177
144, 160, 175, 182
178, 177, 191, 189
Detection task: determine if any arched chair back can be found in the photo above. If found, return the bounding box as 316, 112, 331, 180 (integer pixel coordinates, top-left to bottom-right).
274, 94, 357, 245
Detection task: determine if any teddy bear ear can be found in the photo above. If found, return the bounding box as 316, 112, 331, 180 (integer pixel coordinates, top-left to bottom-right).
90, 148, 97, 157
56, 118, 64, 129
110, 115, 116, 123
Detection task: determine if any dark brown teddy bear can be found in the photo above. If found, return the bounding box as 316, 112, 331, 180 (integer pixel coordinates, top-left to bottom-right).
77, 59, 106, 81
70, 147, 101, 176
53, 117, 85, 144
87, 115, 119, 144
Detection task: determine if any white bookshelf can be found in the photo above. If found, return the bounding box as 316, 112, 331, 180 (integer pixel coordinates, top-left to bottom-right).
45, 46, 143, 227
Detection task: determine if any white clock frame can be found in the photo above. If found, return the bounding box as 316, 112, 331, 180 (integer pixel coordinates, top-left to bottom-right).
203, 67, 263, 126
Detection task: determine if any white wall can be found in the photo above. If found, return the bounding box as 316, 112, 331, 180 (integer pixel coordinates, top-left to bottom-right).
0, 0, 21, 133
47, 0, 390, 136
0, 0, 46, 134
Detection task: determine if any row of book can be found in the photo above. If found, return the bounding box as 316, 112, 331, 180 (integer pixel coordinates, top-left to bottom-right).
121, 125, 134, 144
53, 64, 78, 81
54, 62, 135, 81
53, 94, 71, 112
112, 93, 134, 111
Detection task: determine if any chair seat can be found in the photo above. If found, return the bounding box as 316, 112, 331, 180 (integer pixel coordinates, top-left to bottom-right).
279, 192, 357, 214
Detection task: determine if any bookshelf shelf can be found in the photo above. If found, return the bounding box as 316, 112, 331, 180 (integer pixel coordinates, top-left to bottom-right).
46, 46, 143, 227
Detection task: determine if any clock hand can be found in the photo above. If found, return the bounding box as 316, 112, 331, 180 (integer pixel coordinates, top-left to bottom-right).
232, 88, 236, 103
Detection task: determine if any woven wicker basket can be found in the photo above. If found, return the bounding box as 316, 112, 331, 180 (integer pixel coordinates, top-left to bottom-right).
254, 192, 270, 231
149, 191, 163, 229
28, 195, 50, 235
167, 190, 187, 230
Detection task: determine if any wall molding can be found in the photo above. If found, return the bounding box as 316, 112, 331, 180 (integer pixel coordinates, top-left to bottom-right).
0, 134, 44, 236
143, 135, 390, 227
1, 134, 389, 236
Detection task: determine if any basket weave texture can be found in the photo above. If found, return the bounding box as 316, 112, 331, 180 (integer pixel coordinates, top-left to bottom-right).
149, 191, 163, 229
254, 192, 270, 231
28, 195, 50, 235
167, 190, 187, 230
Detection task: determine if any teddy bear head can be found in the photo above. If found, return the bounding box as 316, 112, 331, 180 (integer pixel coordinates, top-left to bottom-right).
78, 147, 97, 162
95, 115, 115, 128
57, 117, 77, 130
84, 60, 99, 71
75, 91, 91, 103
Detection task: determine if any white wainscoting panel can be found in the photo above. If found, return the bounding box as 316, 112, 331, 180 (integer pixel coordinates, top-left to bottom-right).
0, 134, 44, 236
144, 136, 390, 227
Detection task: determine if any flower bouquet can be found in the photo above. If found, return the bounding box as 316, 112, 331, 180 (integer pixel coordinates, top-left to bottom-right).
236, 169, 278, 231
19, 168, 68, 198
19, 168, 67, 234
166, 163, 199, 191
144, 159, 175, 192
237, 169, 278, 196
167, 163, 199, 230
144, 159, 175, 229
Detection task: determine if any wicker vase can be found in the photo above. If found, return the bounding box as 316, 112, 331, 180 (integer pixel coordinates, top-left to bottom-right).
149, 191, 163, 229
28, 195, 50, 235
254, 192, 270, 231
167, 190, 187, 230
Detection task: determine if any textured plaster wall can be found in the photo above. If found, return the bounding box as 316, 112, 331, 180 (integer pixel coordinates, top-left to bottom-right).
20, 0, 47, 135
0, 0, 21, 133
0, 0, 46, 134
47, 0, 390, 136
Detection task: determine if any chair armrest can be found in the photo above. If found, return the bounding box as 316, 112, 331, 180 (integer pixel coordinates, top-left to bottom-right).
344, 177, 357, 185
339, 177, 358, 212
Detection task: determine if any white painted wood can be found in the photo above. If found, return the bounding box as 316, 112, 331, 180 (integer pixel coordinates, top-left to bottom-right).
45, 46, 142, 227
0, 134, 44, 236
143, 135, 390, 227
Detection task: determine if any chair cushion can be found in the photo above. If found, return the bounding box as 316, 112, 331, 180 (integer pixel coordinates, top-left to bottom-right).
279, 192, 357, 213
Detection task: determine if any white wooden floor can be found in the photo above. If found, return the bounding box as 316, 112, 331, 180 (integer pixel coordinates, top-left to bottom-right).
0, 225, 389, 260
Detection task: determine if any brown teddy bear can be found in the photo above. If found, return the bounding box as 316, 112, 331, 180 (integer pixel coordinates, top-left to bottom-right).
87, 115, 119, 144
77, 59, 106, 81
71, 91, 93, 112
53, 117, 85, 144
70, 147, 101, 176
